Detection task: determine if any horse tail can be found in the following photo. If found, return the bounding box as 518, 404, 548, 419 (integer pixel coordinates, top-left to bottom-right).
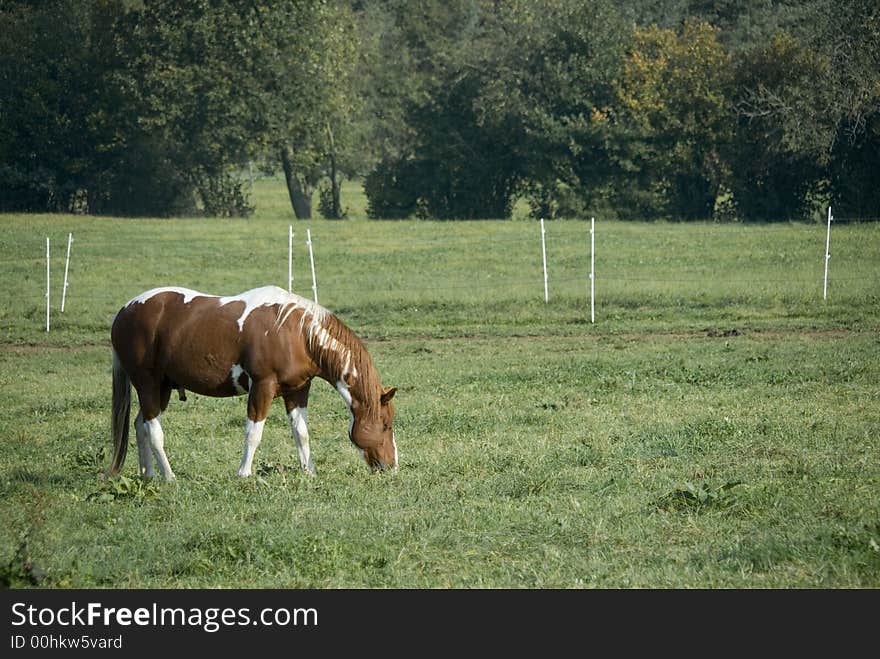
107, 350, 131, 477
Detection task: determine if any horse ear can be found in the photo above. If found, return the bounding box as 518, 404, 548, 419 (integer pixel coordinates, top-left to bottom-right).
381, 386, 397, 404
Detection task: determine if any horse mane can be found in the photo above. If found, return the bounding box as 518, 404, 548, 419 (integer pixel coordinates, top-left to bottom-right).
281, 300, 382, 421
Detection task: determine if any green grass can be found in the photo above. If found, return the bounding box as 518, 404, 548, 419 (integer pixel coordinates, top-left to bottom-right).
1, 179, 878, 588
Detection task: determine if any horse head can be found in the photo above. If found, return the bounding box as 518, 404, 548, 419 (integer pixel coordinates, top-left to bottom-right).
350, 386, 397, 471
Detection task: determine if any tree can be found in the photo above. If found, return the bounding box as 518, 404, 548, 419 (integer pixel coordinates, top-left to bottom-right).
612, 19, 733, 220
726, 0, 880, 220
817, 0, 880, 217
726, 32, 829, 220
0, 1, 169, 213
247, 1, 365, 221
477, 0, 631, 219
363, 0, 632, 220
0, 0, 348, 217
364, 0, 524, 219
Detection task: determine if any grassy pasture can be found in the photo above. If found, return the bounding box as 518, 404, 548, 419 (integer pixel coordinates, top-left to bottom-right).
0, 177, 878, 588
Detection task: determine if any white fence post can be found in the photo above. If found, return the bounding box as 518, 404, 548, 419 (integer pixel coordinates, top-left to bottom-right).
61, 232, 72, 312
540, 218, 549, 303
288, 225, 293, 292
823, 205, 832, 301
306, 228, 318, 304
45, 237, 50, 332
590, 216, 595, 324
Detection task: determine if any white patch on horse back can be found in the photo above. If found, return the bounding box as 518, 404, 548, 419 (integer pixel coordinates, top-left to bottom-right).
126, 286, 211, 308
219, 285, 327, 332
230, 364, 250, 395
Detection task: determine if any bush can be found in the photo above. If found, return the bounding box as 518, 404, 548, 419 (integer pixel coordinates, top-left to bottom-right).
317, 178, 348, 220
195, 173, 254, 218
524, 180, 589, 220
364, 158, 421, 219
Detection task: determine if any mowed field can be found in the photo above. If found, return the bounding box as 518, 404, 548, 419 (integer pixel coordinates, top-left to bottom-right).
1, 178, 878, 588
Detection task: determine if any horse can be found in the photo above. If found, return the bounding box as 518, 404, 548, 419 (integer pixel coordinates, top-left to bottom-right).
107, 285, 397, 480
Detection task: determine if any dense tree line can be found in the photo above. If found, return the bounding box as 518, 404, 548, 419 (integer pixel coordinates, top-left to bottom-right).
1, 0, 877, 220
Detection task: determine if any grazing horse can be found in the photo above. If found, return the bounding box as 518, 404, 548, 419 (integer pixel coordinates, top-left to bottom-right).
107, 285, 397, 480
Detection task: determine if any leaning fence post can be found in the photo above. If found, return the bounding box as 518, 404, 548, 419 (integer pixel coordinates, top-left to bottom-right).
61, 232, 73, 312
540, 218, 549, 303
45, 237, 50, 332
590, 217, 595, 324
306, 228, 318, 304
823, 205, 832, 301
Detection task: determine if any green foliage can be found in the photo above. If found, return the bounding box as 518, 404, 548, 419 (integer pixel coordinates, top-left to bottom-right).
613, 19, 733, 220
656, 480, 744, 512
2, 0, 879, 220
820, 0, 880, 218
356, 0, 879, 221
726, 32, 830, 220
85, 476, 162, 504
367, 77, 521, 219
363, 1, 524, 219
363, 159, 421, 219
317, 178, 348, 220
486, 0, 630, 219
194, 173, 254, 219
0, 0, 337, 217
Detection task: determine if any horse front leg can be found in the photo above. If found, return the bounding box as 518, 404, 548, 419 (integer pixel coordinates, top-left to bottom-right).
284, 382, 315, 475
238, 379, 275, 477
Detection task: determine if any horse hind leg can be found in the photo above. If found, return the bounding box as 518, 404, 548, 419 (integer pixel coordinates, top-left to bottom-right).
134, 411, 154, 479
135, 382, 176, 481
145, 417, 175, 481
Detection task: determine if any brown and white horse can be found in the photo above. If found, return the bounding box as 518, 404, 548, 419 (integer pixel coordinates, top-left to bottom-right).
107, 286, 397, 480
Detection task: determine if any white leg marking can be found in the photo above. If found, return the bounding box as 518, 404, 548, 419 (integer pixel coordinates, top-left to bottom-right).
238, 418, 265, 477
288, 407, 315, 475
134, 412, 155, 478
144, 417, 175, 481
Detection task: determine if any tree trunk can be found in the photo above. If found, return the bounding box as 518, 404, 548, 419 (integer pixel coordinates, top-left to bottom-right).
327, 123, 342, 219
280, 144, 312, 220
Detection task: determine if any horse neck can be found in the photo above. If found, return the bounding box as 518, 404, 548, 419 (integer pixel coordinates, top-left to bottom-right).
331, 362, 382, 429
334, 358, 381, 422
302, 312, 380, 419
